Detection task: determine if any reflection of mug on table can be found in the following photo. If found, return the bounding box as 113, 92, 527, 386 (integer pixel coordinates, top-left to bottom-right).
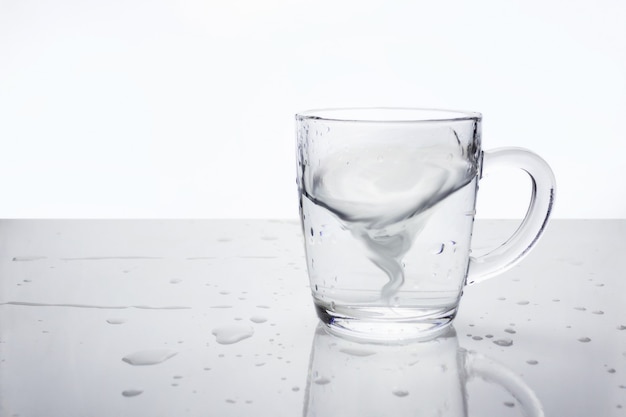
296, 108, 556, 341
303, 325, 544, 417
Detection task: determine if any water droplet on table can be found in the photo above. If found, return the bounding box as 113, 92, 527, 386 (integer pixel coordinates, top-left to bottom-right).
122, 389, 143, 397
212, 325, 254, 344
12, 256, 46, 262
122, 349, 178, 366
392, 389, 409, 397
493, 339, 513, 347
250, 315, 267, 324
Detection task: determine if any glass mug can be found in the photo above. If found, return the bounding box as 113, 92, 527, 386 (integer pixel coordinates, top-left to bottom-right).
295, 108, 556, 341
304, 325, 544, 417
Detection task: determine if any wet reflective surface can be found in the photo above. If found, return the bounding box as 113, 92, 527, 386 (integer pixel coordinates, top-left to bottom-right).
0, 219, 624, 416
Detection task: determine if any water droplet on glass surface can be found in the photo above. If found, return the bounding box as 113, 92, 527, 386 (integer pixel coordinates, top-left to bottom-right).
256, 305, 270, 309
250, 315, 268, 324
122, 349, 178, 366
526, 359, 539, 365
432, 243, 445, 254
592, 310, 604, 315
472, 336, 483, 341
504, 401, 515, 408
122, 389, 143, 397
212, 325, 254, 345
504, 328, 516, 334
578, 337, 591, 343
392, 389, 409, 397
493, 339, 513, 347
517, 300, 529, 305
169, 278, 182, 284
608, 368, 616, 374
618, 325, 626, 330
292, 386, 300, 392
339, 347, 376, 357
106, 318, 126, 325
226, 399, 236, 404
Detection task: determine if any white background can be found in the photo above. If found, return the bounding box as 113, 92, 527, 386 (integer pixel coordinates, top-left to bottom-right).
1, 0, 624, 219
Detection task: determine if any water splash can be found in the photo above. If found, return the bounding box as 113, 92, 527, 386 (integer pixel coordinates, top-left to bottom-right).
304, 141, 476, 303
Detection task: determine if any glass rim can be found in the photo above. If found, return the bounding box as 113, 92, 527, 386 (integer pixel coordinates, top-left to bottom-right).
295, 107, 482, 123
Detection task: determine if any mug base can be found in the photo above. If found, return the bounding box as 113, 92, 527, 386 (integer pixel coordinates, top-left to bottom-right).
314, 303, 457, 344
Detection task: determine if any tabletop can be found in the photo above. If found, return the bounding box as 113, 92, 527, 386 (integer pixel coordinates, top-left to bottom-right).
0, 219, 624, 417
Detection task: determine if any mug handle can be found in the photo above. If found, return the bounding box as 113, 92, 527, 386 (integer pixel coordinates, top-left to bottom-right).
463, 349, 545, 417
467, 148, 556, 285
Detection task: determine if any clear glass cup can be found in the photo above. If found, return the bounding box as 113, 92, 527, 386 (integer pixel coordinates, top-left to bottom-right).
295, 108, 556, 342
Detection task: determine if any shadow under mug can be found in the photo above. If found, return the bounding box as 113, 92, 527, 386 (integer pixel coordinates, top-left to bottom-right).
296, 108, 556, 342
304, 324, 544, 417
